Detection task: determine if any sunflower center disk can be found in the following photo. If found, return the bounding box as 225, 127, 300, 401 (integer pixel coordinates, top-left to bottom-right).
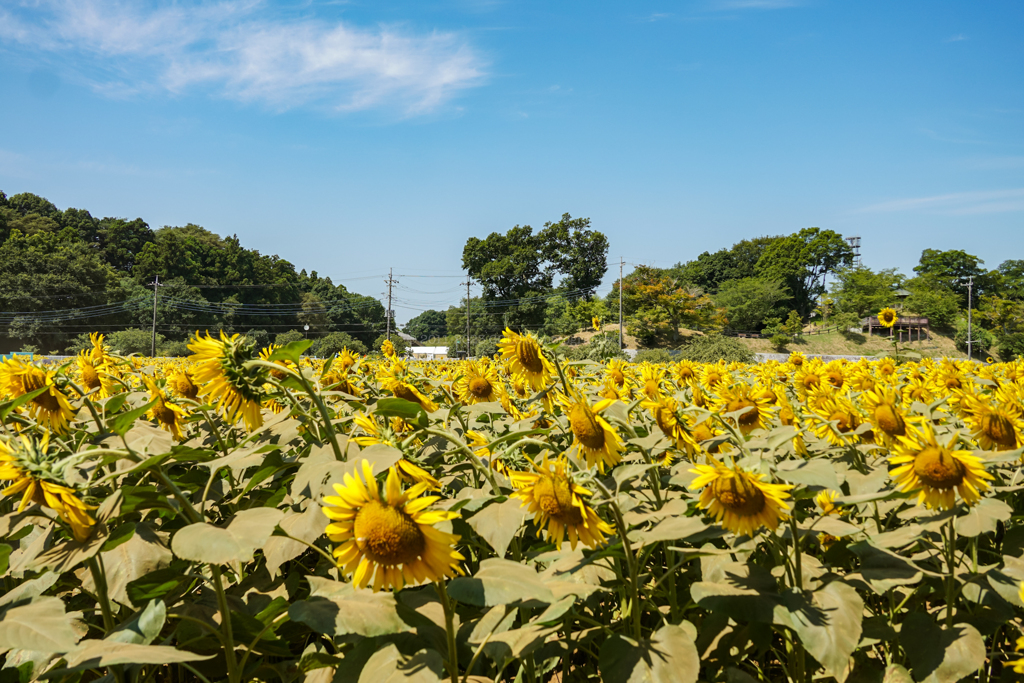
81, 364, 101, 390
534, 475, 584, 525
727, 399, 759, 427
713, 476, 766, 517
828, 411, 855, 433
516, 340, 544, 374
874, 404, 906, 436
152, 403, 178, 427
569, 404, 606, 450
393, 384, 424, 406
982, 413, 1017, 449
913, 447, 966, 489
468, 377, 493, 398
353, 500, 426, 565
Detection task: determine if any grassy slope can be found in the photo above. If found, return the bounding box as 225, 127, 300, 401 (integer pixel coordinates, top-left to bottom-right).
734, 328, 965, 359
562, 324, 967, 359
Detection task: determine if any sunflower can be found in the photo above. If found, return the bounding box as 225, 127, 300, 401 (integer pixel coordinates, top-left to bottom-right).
0, 357, 76, 433
823, 360, 847, 390
788, 352, 807, 368
605, 358, 633, 390
143, 376, 187, 441
377, 361, 439, 413
0, 433, 95, 541
323, 460, 463, 591
641, 395, 699, 462
877, 307, 899, 328
76, 344, 114, 398
558, 391, 623, 471
961, 391, 1024, 451
592, 316, 602, 332
188, 331, 267, 431
510, 455, 612, 550
454, 360, 506, 405
861, 384, 909, 444
807, 395, 871, 447
497, 328, 555, 392
259, 344, 298, 381
638, 363, 668, 401
166, 367, 200, 401
815, 490, 841, 516
334, 347, 359, 373
382, 339, 396, 358
889, 423, 992, 510
713, 382, 772, 435
689, 458, 792, 536
700, 364, 730, 390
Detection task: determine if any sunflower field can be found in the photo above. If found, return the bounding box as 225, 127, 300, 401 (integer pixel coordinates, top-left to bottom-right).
2, 330, 1024, 683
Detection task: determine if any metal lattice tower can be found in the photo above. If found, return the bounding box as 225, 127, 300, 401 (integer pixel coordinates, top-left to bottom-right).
846, 236, 862, 266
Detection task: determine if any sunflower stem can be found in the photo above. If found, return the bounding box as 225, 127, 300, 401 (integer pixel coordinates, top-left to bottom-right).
435, 580, 460, 683
594, 479, 642, 640
87, 557, 115, 635
945, 515, 957, 628
424, 427, 500, 492
210, 565, 240, 683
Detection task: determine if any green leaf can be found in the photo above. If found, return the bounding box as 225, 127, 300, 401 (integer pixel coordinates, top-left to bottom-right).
268, 339, 313, 365
466, 498, 528, 559
775, 458, 840, 490
100, 523, 136, 553
0, 597, 82, 654
846, 542, 925, 594
58, 641, 212, 671
634, 515, 718, 548
375, 397, 428, 429
125, 564, 193, 607
447, 558, 556, 606
106, 600, 166, 645
481, 624, 559, 665
171, 507, 284, 565
0, 543, 10, 575
954, 498, 1012, 537
289, 577, 410, 637
599, 624, 700, 683
88, 524, 174, 608
774, 582, 863, 683
900, 614, 986, 683
102, 392, 129, 414
108, 398, 158, 437
0, 385, 49, 422
356, 644, 444, 683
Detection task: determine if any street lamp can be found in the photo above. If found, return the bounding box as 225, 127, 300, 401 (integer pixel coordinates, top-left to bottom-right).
304, 324, 309, 339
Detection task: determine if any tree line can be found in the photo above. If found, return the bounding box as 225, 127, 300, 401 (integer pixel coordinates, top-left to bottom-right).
0, 190, 388, 355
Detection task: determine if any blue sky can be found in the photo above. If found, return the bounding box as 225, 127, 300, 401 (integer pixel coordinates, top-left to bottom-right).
1, 0, 1021, 322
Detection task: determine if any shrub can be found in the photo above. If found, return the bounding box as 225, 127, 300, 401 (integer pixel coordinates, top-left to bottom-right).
275, 330, 305, 346
997, 333, 1024, 362
474, 338, 499, 358
954, 317, 995, 357
244, 329, 271, 350
158, 340, 190, 357
311, 332, 368, 357
769, 334, 791, 352
108, 328, 163, 356
633, 348, 673, 364
677, 333, 755, 363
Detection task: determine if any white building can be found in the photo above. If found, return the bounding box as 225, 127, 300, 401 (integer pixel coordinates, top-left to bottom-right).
409, 346, 448, 360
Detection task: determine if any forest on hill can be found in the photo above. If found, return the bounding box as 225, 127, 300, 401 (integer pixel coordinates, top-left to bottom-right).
0, 190, 387, 355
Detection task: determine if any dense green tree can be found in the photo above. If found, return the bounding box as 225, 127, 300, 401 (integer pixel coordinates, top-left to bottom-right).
712, 277, 791, 331
830, 266, 903, 319
755, 228, 853, 317
675, 236, 780, 294
404, 309, 448, 341
913, 249, 996, 306
311, 331, 367, 357
997, 260, 1024, 300
903, 276, 960, 331
462, 214, 608, 330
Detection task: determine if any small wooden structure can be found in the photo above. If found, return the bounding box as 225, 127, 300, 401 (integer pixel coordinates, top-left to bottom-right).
864, 316, 929, 341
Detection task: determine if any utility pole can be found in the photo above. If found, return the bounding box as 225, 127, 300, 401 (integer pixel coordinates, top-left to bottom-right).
463, 277, 472, 358
150, 275, 160, 357
618, 257, 624, 350
384, 269, 398, 341
967, 276, 974, 361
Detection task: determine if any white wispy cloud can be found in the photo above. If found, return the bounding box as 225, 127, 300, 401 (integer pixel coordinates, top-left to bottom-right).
859, 188, 1024, 215
946, 34, 968, 42
0, 1, 487, 115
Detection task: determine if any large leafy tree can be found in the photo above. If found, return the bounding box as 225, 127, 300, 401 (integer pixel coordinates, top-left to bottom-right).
755, 227, 853, 317
830, 266, 904, 319
621, 265, 725, 343
712, 277, 792, 331
462, 214, 608, 330
913, 249, 996, 306
675, 236, 780, 294
404, 309, 448, 341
